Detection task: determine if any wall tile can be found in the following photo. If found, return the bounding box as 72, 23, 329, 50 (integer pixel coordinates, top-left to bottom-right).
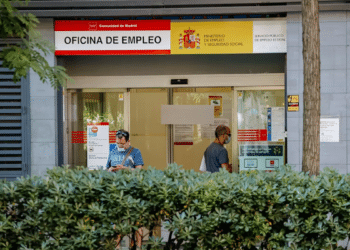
321, 94, 347, 116
320, 22, 347, 46
320, 70, 346, 94
347, 69, 350, 91
287, 140, 301, 165
30, 97, 56, 120
286, 70, 300, 94
31, 165, 54, 177
320, 11, 347, 22
29, 70, 56, 97
338, 116, 347, 141
287, 23, 302, 47
299, 70, 304, 94
347, 20, 350, 45
320, 141, 346, 164
299, 120, 303, 141
287, 46, 302, 71
321, 46, 346, 70
31, 143, 56, 165
347, 116, 350, 141
31, 120, 56, 143
287, 117, 300, 141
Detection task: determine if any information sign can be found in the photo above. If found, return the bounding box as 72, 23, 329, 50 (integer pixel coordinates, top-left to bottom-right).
239, 144, 284, 171
287, 95, 299, 112
87, 122, 110, 170
320, 118, 339, 142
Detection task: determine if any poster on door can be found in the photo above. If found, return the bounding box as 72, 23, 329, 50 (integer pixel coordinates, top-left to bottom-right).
209, 96, 223, 117
174, 125, 194, 145
202, 118, 229, 138
267, 107, 285, 142
87, 122, 110, 170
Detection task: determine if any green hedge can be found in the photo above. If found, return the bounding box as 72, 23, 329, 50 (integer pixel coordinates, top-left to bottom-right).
1, 165, 350, 250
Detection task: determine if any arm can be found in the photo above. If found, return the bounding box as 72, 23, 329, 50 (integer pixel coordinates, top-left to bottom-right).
106, 153, 113, 171
133, 149, 144, 170
219, 149, 231, 172
112, 164, 142, 171
113, 149, 144, 171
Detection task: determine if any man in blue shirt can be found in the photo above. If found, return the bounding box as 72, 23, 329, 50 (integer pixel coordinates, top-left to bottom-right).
106, 129, 144, 172
203, 125, 232, 173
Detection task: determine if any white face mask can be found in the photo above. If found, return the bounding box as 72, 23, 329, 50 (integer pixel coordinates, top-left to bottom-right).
224, 135, 231, 144
117, 145, 126, 152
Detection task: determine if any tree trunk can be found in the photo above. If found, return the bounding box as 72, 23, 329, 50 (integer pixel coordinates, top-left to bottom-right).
301, 0, 321, 175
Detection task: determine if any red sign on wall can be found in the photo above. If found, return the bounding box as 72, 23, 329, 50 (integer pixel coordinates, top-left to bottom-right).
237, 129, 267, 141
71, 130, 117, 144
55, 20, 171, 56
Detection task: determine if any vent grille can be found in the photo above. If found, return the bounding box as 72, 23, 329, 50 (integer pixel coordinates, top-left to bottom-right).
0, 42, 29, 180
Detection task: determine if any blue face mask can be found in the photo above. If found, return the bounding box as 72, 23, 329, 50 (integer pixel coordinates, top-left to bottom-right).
224, 135, 231, 144
117, 146, 126, 152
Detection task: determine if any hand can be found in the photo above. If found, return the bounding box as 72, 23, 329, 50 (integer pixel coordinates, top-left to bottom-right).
109, 165, 128, 172
115, 165, 127, 171
108, 167, 117, 172
228, 164, 233, 173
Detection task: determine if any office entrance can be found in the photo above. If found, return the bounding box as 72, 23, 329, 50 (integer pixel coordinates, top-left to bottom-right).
65, 79, 285, 172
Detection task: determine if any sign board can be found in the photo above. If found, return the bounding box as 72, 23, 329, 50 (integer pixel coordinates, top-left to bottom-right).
320, 118, 339, 142
287, 95, 299, 112
174, 125, 194, 145
171, 20, 286, 54
55, 20, 286, 55
239, 144, 284, 171
87, 122, 110, 170
209, 96, 223, 117
161, 105, 214, 125
267, 107, 285, 141
55, 20, 171, 55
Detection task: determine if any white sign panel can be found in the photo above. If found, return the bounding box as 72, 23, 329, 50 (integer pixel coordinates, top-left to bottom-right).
161, 105, 214, 125
271, 107, 285, 141
253, 20, 287, 53
87, 123, 110, 170
320, 118, 339, 142
55, 20, 171, 55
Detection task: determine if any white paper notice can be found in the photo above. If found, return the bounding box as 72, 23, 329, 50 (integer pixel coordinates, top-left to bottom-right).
87, 123, 110, 170
320, 118, 339, 142
174, 125, 194, 143
271, 107, 285, 141
202, 118, 230, 139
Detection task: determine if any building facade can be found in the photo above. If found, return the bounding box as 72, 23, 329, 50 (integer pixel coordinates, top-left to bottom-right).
1, 0, 349, 179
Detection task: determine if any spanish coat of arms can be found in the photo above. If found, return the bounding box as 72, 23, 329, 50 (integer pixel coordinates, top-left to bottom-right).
179, 28, 200, 49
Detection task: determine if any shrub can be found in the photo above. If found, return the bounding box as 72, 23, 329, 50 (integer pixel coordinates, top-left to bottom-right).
1, 165, 350, 250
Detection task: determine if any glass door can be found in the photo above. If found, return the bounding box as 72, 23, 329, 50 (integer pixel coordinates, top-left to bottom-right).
68, 89, 126, 167
236, 88, 285, 171
172, 87, 233, 171
129, 88, 168, 170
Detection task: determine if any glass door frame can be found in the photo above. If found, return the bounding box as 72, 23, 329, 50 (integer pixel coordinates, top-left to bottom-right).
64, 85, 285, 170
233, 86, 285, 172
64, 88, 129, 166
